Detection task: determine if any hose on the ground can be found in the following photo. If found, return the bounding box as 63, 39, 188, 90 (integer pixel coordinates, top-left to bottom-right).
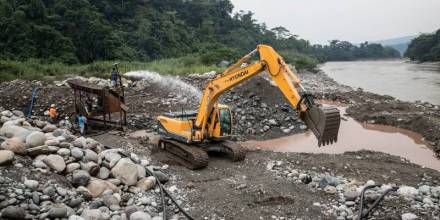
145, 167, 167, 220
357, 184, 399, 220
145, 167, 195, 220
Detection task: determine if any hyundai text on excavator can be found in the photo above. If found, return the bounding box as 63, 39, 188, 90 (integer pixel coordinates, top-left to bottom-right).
157, 45, 341, 169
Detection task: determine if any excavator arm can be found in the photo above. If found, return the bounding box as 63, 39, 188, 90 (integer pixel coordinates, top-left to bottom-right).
194, 45, 340, 146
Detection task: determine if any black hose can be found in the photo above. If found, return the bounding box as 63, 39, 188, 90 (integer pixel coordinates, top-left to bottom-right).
357, 184, 399, 220
145, 167, 195, 220
146, 168, 167, 220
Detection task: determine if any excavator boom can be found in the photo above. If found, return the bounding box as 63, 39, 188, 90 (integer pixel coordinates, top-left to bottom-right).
157, 45, 341, 169
192, 44, 340, 146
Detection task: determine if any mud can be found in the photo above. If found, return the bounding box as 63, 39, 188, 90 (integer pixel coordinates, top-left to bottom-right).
244, 107, 440, 170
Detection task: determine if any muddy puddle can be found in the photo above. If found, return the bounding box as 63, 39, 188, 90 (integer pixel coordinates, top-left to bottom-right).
244, 107, 440, 170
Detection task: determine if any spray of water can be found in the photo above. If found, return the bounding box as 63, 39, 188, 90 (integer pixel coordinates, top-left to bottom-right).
124, 70, 202, 99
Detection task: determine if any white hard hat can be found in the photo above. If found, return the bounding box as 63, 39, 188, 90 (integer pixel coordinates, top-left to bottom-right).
51, 104, 55, 107
65, 116, 69, 119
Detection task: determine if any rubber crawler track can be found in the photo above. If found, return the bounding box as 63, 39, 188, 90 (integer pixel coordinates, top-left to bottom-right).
219, 141, 246, 162
159, 138, 209, 170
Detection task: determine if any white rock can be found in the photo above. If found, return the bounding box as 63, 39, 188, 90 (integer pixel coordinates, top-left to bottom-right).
423, 197, 433, 205
365, 180, 375, 186
401, 213, 418, 220
111, 158, 139, 186
66, 163, 81, 173
24, 179, 39, 190
136, 164, 146, 179
26, 131, 46, 148
397, 186, 419, 198
136, 176, 156, 191
0, 125, 31, 141
87, 178, 119, 198
0, 150, 14, 165
81, 209, 104, 220
71, 147, 84, 159
57, 148, 71, 156
69, 215, 85, 220
1, 137, 27, 155
45, 139, 60, 146
43, 154, 66, 172
418, 185, 431, 195
84, 149, 98, 162
42, 124, 57, 133
130, 211, 151, 220
1, 110, 13, 117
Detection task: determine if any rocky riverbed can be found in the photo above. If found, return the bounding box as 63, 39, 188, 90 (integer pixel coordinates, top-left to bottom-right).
1, 69, 440, 219
0, 109, 185, 220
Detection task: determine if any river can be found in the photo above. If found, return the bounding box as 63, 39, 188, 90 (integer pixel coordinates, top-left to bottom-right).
320, 60, 440, 105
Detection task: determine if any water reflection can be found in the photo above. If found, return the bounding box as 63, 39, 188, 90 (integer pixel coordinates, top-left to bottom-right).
244, 107, 440, 170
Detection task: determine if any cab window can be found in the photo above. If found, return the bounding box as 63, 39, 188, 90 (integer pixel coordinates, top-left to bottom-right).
219, 108, 231, 135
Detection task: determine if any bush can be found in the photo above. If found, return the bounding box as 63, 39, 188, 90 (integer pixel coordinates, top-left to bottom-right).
279, 50, 319, 70
200, 47, 241, 65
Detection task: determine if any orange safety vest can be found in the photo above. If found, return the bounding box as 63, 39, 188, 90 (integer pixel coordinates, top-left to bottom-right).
49, 107, 57, 119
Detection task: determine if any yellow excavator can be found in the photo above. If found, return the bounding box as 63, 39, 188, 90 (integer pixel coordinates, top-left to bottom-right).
157, 45, 340, 169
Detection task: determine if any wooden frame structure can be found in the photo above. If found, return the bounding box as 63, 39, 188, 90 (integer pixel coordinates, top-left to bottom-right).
67, 79, 127, 129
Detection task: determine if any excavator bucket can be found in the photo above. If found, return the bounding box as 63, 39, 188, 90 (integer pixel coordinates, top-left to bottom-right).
301, 106, 341, 146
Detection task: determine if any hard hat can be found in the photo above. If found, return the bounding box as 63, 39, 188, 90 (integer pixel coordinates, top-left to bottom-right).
65, 116, 69, 119
51, 104, 55, 107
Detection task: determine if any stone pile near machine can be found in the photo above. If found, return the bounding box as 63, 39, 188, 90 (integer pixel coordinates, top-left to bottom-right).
0, 109, 183, 220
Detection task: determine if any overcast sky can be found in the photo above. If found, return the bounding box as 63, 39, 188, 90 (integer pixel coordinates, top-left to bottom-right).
230, 0, 440, 44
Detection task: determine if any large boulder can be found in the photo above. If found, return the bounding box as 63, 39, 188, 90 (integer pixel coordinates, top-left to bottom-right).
1, 137, 27, 155
0, 150, 14, 165
43, 154, 66, 172
1, 206, 26, 219
0, 125, 31, 141
111, 158, 139, 186
26, 131, 46, 148
84, 149, 98, 162
87, 178, 119, 198
71, 147, 84, 159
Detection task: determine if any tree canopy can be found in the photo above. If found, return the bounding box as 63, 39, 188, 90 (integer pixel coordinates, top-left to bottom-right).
405, 29, 440, 62
0, 0, 400, 67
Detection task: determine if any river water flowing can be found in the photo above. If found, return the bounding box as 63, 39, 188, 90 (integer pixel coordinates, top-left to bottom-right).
320, 60, 440, 104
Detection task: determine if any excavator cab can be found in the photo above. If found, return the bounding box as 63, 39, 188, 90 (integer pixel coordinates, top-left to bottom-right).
209, 105, 233, 139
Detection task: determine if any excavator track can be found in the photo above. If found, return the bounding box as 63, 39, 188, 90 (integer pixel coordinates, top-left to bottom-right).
159, 138, 209, 170
218, 141, 246, 162
201, 141, 246, 162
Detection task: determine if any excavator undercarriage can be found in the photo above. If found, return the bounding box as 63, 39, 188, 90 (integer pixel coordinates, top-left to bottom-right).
158, 138, 246, 169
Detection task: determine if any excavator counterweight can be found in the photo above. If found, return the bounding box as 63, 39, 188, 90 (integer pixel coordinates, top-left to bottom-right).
157, 44, 341, 169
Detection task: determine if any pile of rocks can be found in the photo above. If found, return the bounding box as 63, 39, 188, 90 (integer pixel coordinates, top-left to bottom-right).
223, 93, 306, 141
267, 160, 440, 220
0, 109, 185, 220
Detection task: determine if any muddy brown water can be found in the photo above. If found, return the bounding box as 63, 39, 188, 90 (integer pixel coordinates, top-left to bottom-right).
320, 60, 440, 104
244, 107, 440, 170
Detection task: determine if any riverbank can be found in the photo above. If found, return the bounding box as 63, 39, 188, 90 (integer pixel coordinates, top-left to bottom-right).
1, 69, 440, 219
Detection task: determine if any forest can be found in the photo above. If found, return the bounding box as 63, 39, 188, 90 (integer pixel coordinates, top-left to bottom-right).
405, 29, 440, 62
0, 0, 400, 79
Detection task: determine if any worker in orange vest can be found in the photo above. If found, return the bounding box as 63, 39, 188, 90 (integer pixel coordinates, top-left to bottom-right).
49, 104, 57, 123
